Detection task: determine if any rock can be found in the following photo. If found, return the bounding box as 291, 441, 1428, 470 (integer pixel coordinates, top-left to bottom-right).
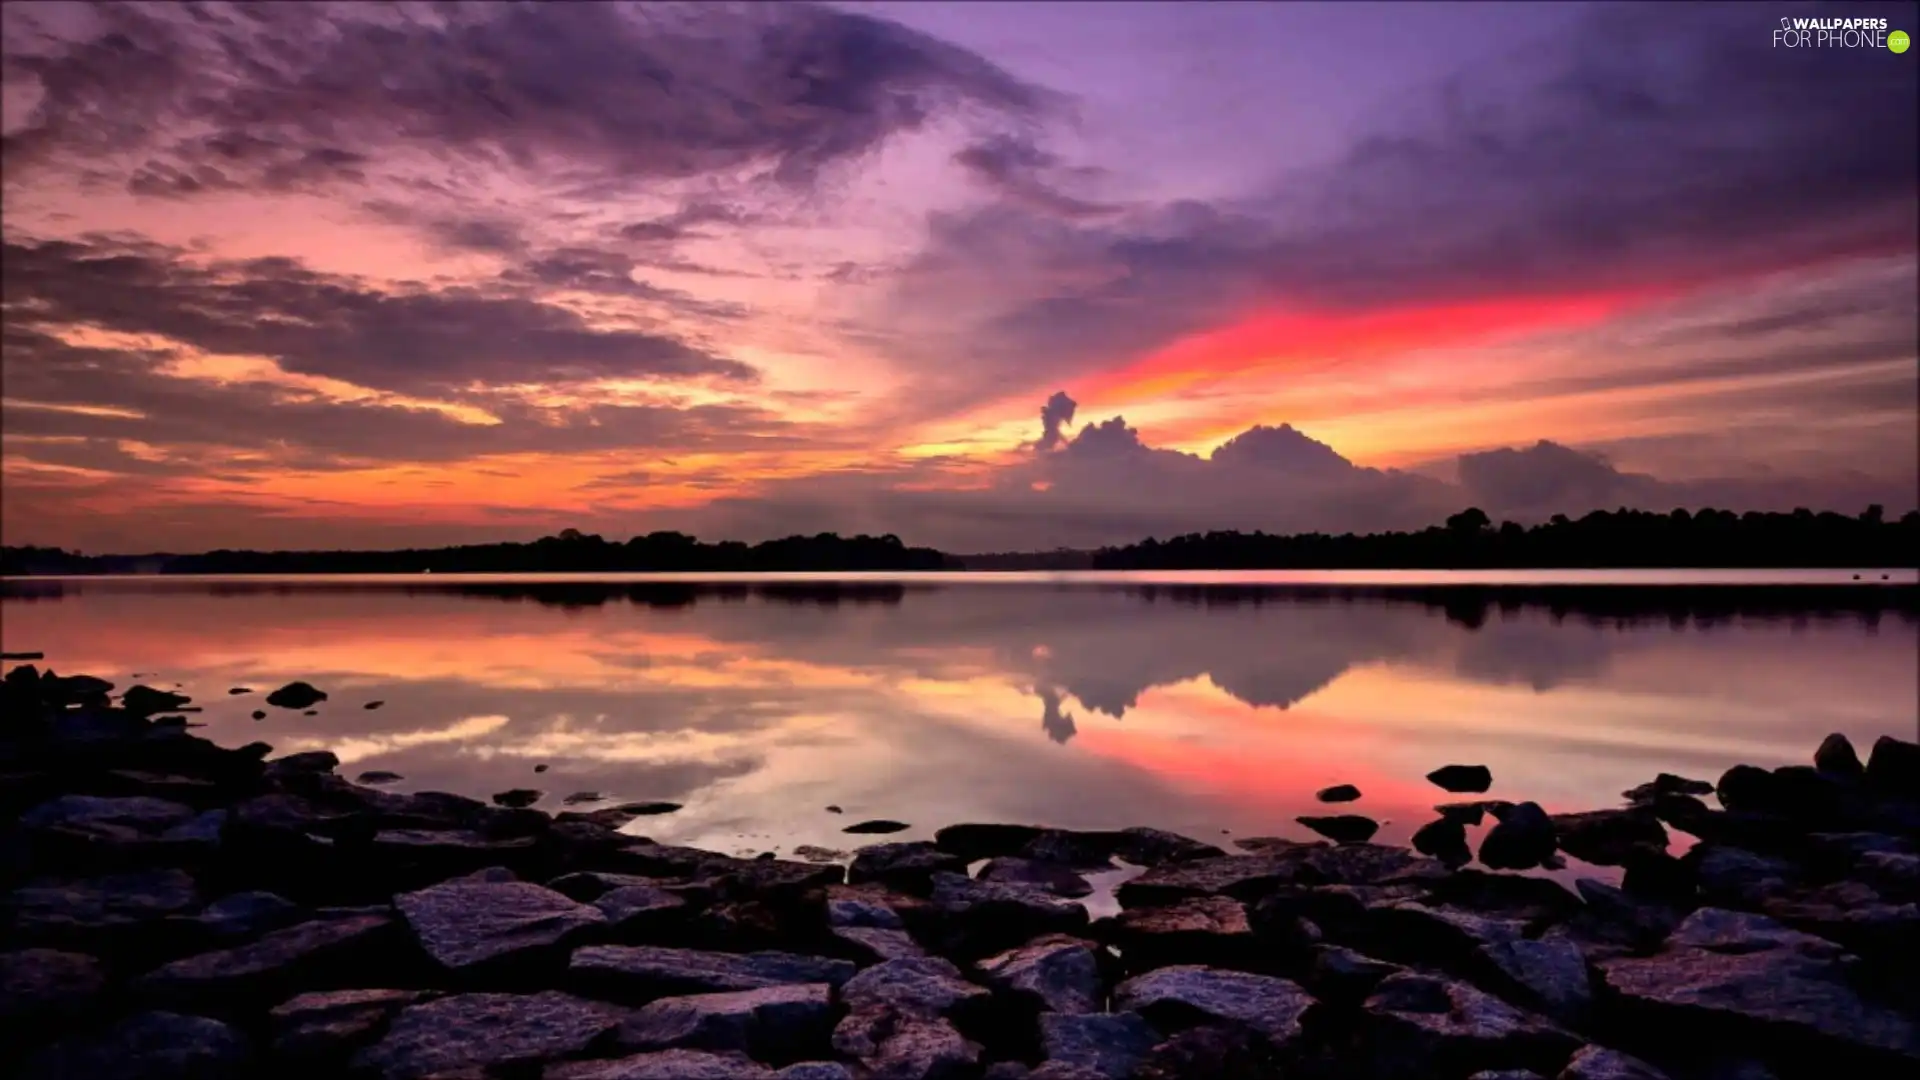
356, 771, 404, 785
21, 793, 198, 850
976, 857, 1093, 898
1599, 908, 1919, 1066
7, 869, 200, 947
1296, 815, 1379, 844
1429, 764, 1495, 793
536, 764, 550, 773
1360, 971, 1578, 1078
1114, 965, 1315, 1044
1039, 1012, 1162, 1080
546, 871, 662, 904
832, 926, 927, 964
269, 988, 432, 1064
264, 751, 340, 780
571, 946, 856, 999
20, 1010, 254, 1080
265, 682, 327, 709
1307, 944, 1405, 1004
251, 711, 266, 720
547, 1049, 775, 1078
844, 820, 912, 835
792, 846, 847, 864
933, 823, 1045, 861
1814, 734, 1865, 779
976, 936, 1104, 1014
138, 913, 396, 1008
176, 890, 304, 943
1866, 735, 1920, 794
1549, 809, 1666, 867
1097, 895, 1256, 970
1413, 817, 1472, 867
595, 885, 689, 935
1024, 827, 1227, 868
1688, 845, 1797, 908
1480, 802, 1558, 871
1567, 880, 1681, 954
1437, 801, 1505, 826
1558, 1045, 1672, 1079
1115, 854, 1311, 908
1317, 784, 1362, 803
351, 991, 624, 1079
832, 1008, 981, 1080
614, 983, 834, 1061
564, 791, 607, 805
398, 880, 605, 974
841, 955, 990, 1021
1482, 934, 1594, 1025
1129, 1023, 1280, 1080
848, 842, 968, 893
926, 872, 1089, 958
122, 685, 193, 717
1622, 774, 1715, 803
493, 789, 545, 809
0, 947, 107, 1029
364, 700, 385, 710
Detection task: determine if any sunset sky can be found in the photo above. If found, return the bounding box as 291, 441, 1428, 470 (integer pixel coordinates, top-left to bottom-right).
3, 0, 1916, 553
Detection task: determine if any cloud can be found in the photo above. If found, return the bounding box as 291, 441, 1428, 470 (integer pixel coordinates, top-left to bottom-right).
1036, 390, 1078, 452
1, 236, 756, 396
953, 134, 1120, 219
2, 2, 1055, 197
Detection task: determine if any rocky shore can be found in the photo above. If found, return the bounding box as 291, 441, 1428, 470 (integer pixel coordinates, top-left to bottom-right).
2, 663, 1916, 1080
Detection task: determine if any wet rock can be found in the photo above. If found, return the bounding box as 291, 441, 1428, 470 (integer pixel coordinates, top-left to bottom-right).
1414, 816, 1472, 867
0, 947, 107, 1029
1549, 809, 1666, 867
1115, 964, 1315, 1045
1566, 880, 1681, 955
547, 871, 662, 902
926, 872, 1089, 958
1039, 1012, 1162, 1080
1096, 894, 1256, 970
173, 890, 304, 944
1130, 1023, 1281, 1080
1482, 934, 1594, 1025
264, 751, 340, 781
840, 955, 991, 1027
833, 926, 927, 964
138, 913, 397, 1009
398, 880, 605, 975
1558, 1044, 1672, 1079
364, 700, 385, 710
1599, 908, 1919, 1066
265, 682, 327, 709
848, 842, 968, 893
1480, 802, 1558, 871
614, 983, 834, 1061
352, 991, 624, 1079
844, 819, 912, 835
1296, 814, 1379, 844
1814, 734, 1865, 779
976, 936, 1104, 1014
1316, 784, 1362, 803
832, 1008, 981, 1080
122, 685, 192, 717
20, 1009, 254, 1080
1024, 826, 1226, 868
7, 869, 200, 947
1622, 774, 1715, 803
269, 988, 433, 1065
792, 845, 848, 864
1688, 845, 1797, 908
1359, 971, 1578, 1078
1114, 854, 1309, 908
976, 857, 1093, 898
535, 764, 550, 773
932, 823, 1046, 862
493, 789, 545, 809
571, 946, 856, 998
1429, 764, 1495, 793
356, 771, 404, 785
1866, 735, 1920, 794
565, 791, 608, 805
1306, 944, 1404, 1004
595, 885, 689, 936
1437, 801, 1504, 826
251, 711, 266, 720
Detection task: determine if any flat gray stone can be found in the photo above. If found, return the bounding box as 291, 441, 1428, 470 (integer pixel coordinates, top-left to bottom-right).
614, 983, 833, 1059
398, 880, 605, 972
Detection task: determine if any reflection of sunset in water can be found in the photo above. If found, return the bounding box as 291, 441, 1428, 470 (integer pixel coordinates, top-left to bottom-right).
4, 580, 1914, 866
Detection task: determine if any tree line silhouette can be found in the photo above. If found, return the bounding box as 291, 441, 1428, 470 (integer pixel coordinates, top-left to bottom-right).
0, 530, 951, 576
1091, 506, 1920, 570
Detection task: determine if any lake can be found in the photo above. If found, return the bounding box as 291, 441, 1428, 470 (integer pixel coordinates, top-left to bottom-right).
4, 571, 1916, 888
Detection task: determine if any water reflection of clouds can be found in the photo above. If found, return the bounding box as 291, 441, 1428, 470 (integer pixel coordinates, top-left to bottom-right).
3, 580, 1913, 857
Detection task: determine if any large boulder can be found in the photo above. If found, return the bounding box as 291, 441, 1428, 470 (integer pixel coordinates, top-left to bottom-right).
1479, 803, 1558, 871
137, 913, 398, 1010
1557, 1044, 1673, 1079
932, 823, 1046, 862
20, 1010, 254, 1080
265, 682, 328, 709
832, 1008, 981, 1080
1295, 815, 1379, 845
925, 872, 1089, 959
595, 885, 690, 938
397, 879, 605, 976
1597, 908, 1919, 1069
1429, 765, 1495, 793
976, 858, 1094, 898
841, 956, 990, 1018
1866, 736, 1920, 794
1813, 734, 1865, 779
0, 947, 107, 1034
1548, 810, 1666, 867
1113, 854, 1310, 909
1358, 971, 1578, 1078
1113, 965, 1315, 1047
614, 983, 835, 1062
6, 869, 200, 952
1038, 1012, 1162, 1080
1022, 827, 1226, 868
571, 946, 855, 999
976, 936, 1104, 1015
847, 843, 968, 894
350, 991, 624, 1079
1095, 895, 1257, 971
268, 988, 434, 1067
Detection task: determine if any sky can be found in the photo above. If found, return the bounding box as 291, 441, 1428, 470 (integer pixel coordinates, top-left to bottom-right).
2, 0, 1916, 554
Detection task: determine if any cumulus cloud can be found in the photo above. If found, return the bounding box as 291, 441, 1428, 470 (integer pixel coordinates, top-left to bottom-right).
1037, 390, 1078, 452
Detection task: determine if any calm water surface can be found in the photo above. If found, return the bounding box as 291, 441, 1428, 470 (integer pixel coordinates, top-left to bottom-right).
4, 572, 1915, 882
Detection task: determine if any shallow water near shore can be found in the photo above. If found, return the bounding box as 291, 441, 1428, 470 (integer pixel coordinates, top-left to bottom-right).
5, 571, 1915, 888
